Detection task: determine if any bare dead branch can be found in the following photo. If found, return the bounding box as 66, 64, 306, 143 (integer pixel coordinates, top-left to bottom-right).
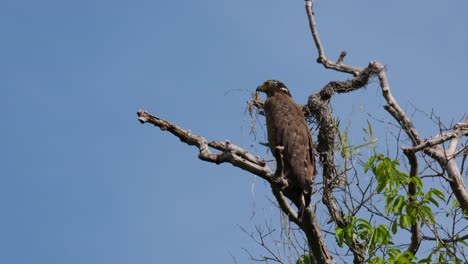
137, 110, 273, 182
272, 190, 298, 224
336, 51, 347, 65
240, 225, 285, 264
305, 0, 363, 76
422, 231, 468, 243
403, 123, 468, 154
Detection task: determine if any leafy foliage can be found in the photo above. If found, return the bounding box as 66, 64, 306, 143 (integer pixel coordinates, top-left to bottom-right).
296, 255, 310, 264
365, 154, 445, 232
334, 149, 450, 263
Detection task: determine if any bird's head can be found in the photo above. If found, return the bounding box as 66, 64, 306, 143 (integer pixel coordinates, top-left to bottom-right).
256, 80, 291, 97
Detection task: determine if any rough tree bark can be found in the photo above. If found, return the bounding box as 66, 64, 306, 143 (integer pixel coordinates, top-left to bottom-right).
138, 1, 468, 263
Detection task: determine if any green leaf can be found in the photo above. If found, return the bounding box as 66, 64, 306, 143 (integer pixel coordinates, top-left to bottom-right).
391, 220, 398, 234
399, 214, 412, 228
393, 196, 405, 215
369, 257, 385, 264
460, 239, 468, 247
352, 138, 379, 150
365, 155, 377, 173
420, 205, 435, 223
409, 176, 423, 191
375, 224, 391, 246
426, 196, 439, 207
406, 201, 419, 218
296, 255, 310, 264
345, 225, 354, 245
376, 173, 387, 193
356, 218, 372, 231
335, 227, 344, 247
429, 188, 446, 202
367, 119, 374, 137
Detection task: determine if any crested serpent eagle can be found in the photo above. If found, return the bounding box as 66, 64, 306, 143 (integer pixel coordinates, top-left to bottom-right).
256, 80, 316, 221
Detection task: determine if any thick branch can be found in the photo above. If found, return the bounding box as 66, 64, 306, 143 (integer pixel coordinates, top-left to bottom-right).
403, 122, 468, 154
137, 110, 273, 182
271, 147, 334, 263
305, 1, 370, 263
306, 76, 367, 264
403, 149, 422, 254
369, 62, 424, 146
300, 208, 336, 264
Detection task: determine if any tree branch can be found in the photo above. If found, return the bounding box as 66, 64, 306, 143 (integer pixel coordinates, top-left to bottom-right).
305, 0, 363, 76
401, 120, 468, 211
403, 149, 422, 254
403, 122, 468, 154
137, 110, 273, 182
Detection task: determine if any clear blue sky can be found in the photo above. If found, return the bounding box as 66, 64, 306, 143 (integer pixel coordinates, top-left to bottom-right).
1, 0, 467, 263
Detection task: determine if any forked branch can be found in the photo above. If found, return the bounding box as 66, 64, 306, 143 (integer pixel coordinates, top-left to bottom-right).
305, 0, 362, 76
137, 110, 273, 181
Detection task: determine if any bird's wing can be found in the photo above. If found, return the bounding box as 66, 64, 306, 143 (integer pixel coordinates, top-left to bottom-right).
282, 101, 315, 193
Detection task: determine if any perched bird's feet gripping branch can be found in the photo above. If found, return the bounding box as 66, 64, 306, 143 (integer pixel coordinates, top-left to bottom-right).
271, 146, 288, 188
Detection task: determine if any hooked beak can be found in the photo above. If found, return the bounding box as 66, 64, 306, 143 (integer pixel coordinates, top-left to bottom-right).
256, 83, 266, 93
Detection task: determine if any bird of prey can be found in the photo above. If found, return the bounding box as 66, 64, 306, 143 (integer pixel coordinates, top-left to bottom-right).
256, 80, 316, 221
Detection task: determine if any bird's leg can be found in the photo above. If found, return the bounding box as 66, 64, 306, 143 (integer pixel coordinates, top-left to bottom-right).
271, 146, 288, 188
298, 194, 306, 222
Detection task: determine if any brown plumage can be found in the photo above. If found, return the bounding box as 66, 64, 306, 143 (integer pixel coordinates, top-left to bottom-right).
256, 80, 316, 220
